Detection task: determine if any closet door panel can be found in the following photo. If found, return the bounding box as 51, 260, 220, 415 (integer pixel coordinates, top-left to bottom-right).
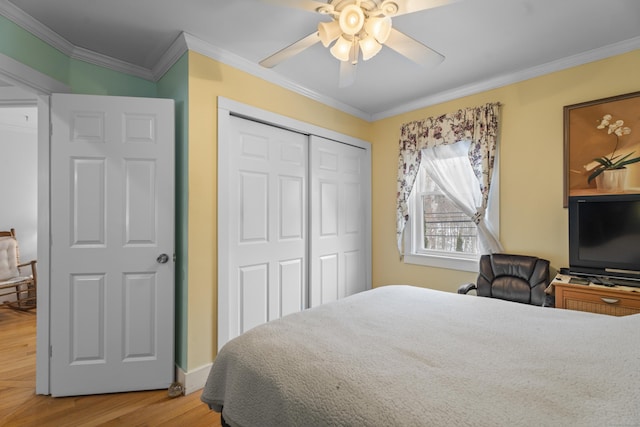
220, 116, 307, 347
310, 136, 368, 307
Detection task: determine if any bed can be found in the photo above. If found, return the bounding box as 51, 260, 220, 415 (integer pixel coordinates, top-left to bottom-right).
201, 285, 640, 426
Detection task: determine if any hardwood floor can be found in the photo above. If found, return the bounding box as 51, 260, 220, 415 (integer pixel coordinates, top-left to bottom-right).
0, 308, 222, 426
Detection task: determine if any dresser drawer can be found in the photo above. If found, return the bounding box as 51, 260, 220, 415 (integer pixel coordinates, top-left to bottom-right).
554, 283, 640, 316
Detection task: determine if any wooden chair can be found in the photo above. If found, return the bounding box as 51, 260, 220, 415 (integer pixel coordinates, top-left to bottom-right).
0, 228, 37, 310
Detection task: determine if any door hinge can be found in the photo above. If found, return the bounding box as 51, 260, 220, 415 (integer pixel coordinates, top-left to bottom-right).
49, 345, 53, 358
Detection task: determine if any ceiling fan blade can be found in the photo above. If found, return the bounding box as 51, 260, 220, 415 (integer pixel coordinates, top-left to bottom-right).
259, 0, 334, 14
384, 28, 444, 68
259, 32, 322, 68
338, 60, 357, 88
382, 0, 460, 16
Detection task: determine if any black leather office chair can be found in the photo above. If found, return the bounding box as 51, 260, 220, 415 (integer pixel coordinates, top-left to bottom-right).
458, 253, 552, 307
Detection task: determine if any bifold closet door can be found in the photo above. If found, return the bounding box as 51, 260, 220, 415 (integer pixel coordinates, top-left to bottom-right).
309, 135, 368, 307
219, 116, 308, 349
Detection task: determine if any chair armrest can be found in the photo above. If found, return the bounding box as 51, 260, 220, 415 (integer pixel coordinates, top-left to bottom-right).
18, 260, 37, 268
457, 283, 477, 294
18, 260, 37, 276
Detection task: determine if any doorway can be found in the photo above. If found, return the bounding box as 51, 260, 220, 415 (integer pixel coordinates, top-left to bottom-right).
0, 86, 38, 396
1, 52, 72, 395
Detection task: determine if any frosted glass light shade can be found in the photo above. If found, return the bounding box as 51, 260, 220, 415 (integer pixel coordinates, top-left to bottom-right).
339, 4, 365, 35
318, 21, 342, 47
330, 36, 353, 61
359, 35, 382, 60
365, 16, 392, 43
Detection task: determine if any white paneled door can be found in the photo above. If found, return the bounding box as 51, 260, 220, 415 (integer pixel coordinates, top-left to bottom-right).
218, 116, 308, 350
49, 94, 174, 396
309, 136, 368, 307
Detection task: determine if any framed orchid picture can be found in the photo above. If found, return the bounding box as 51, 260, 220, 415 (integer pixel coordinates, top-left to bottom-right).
563, 91, 640, 207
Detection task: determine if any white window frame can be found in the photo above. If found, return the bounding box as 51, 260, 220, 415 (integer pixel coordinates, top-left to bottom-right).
403, 150, 500, 272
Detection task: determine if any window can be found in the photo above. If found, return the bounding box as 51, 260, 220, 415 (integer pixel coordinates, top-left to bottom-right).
404, 149, 498, 272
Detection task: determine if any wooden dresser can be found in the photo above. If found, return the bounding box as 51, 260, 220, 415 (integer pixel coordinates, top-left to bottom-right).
553, 281, 640, 316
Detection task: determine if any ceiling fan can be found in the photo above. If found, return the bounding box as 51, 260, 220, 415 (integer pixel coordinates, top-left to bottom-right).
259, 0, 457, 87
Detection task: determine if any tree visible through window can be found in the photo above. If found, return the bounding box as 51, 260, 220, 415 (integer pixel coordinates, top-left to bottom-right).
422, 196, 477, 253
419, 175, 478, 255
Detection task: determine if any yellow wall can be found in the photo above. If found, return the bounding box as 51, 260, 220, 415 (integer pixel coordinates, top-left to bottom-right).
187, 49, 639, 371
187, 51, 371, 369
371, 50, 640, 292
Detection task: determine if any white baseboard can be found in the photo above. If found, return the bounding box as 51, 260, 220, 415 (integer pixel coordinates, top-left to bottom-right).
175, 363, 212, 395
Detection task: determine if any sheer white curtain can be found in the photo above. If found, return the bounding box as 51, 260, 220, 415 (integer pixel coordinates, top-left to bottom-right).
420, 140, 502, 253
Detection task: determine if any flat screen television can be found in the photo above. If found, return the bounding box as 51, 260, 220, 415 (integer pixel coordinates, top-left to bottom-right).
568, 194, 640, 285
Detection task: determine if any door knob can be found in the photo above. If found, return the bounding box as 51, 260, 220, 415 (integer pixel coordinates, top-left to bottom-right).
157, 253, 170, 264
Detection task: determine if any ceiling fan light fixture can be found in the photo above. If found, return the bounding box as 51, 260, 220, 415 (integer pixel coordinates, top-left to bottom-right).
365, 16, 392, 43
379, 0, 399, 16
318, 20, 342, 47
330, 35, 353, 62
359, 35, 382, 60
339, 4, 365, 35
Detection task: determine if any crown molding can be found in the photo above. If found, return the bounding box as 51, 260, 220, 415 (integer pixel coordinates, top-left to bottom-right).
373, 36, 640, 121
180, 32, 372, 121
0, 0, 153, 80
70, 45, 155, 80
152, 32, 189, 81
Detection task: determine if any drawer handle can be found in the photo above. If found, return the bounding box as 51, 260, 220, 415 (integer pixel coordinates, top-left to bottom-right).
601, 297, 620, 304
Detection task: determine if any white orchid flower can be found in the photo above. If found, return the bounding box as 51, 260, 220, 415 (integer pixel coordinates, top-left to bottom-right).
608, 120, 624, 134
589, 114, 638, 184
597, 114, 612, 129
615, 126, 632, 136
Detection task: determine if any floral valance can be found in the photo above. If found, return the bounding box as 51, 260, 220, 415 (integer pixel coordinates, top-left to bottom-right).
396, 102, 501, 252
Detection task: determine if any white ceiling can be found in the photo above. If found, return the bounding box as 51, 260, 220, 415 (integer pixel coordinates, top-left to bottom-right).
2, 0, 640, 119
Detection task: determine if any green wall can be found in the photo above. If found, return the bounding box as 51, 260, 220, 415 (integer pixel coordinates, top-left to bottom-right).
157, 53, 189, 369
67, 58, 156, 96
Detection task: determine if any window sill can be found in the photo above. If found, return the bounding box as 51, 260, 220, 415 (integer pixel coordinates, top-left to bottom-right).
403, 252, 479, 273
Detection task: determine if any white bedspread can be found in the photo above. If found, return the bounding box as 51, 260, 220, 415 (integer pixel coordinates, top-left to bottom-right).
201, 285, 640, 426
